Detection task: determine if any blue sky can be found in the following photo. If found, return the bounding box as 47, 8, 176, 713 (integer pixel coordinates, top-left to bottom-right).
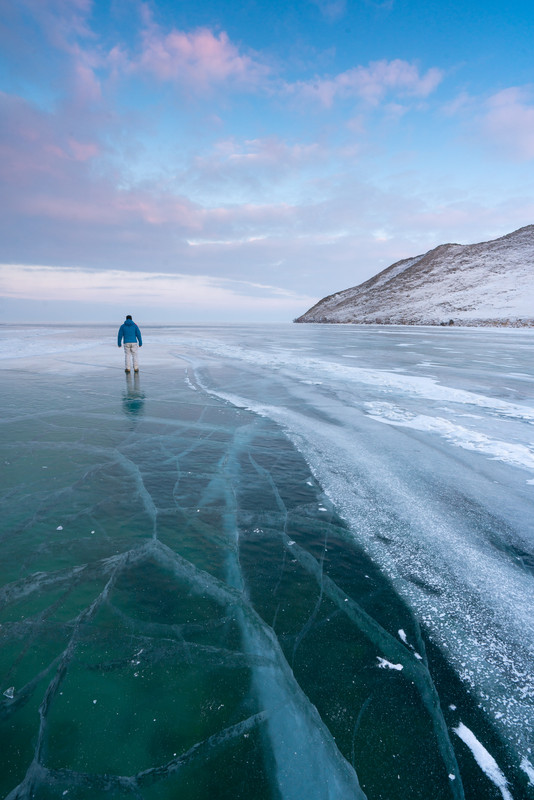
1, 0, 533, 323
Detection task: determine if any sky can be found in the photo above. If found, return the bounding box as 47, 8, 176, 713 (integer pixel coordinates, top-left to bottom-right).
1, 0, 533, 324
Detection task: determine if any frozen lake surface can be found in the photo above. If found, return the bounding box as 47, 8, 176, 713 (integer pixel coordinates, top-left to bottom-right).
1, 323, 533, 800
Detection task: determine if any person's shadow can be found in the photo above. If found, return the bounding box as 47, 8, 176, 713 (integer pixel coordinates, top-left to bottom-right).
122, 372, 145, 420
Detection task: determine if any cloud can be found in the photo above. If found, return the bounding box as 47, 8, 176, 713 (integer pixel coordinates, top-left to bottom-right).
2, 78, 532, 306
441, 90, 473, 117
134, 11, 270, 93
310, 0, 347, 22
0, 91, 330, 244
2, 4, 531, 323
0, 0, 104, 110
285, 59, 444, 108
220, 137, 322, 168
481, 87, 534, 161
181, 137, 326, 203
0, 91, 100, 180
3, 0, 95, 54
0, 264, 317, 316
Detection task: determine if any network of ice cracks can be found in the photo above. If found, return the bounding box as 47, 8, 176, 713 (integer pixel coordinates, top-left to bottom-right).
0, 366, 471, 800
1, 323, 534, 800
177, 327, 534, 795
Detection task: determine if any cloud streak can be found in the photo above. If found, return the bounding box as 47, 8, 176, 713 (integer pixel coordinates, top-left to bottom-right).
284, 59, 444, 108
0, 264, 317, 316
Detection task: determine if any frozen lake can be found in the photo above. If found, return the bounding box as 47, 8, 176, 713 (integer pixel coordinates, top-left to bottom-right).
1, 323, 533, 800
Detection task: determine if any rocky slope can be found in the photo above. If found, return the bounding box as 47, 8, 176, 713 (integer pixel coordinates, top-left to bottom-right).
295, 225, 534, 326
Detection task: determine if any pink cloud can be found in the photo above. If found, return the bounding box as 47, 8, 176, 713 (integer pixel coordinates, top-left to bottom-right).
286, 59, 443, 108
1, 93, 297, 237
136, 20, 270, 92
1, 0, 106, 113
67, 137, 100, 162
482, 87, 534, 160
13, 0, 95, 54
70, 60, 102, 104
0, 92, 102, 179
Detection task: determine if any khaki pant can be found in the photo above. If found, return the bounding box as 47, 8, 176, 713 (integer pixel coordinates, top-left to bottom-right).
123, 342, 139, 371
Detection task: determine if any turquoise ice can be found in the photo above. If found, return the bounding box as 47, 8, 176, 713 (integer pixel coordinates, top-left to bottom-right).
1, 324, 533, 799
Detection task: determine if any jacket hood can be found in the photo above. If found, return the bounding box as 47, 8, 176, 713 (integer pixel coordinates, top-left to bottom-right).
124, 319, 135, 326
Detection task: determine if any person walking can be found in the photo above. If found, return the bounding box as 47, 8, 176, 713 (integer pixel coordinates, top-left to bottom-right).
117, 315, 142, 373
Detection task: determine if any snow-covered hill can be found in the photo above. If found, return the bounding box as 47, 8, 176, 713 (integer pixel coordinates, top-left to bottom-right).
295, 225, 534, 326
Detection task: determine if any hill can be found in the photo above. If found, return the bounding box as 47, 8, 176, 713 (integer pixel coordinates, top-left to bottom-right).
295, 225, 534, 326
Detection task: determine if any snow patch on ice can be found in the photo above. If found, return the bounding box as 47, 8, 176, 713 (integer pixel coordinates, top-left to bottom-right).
453, 722, 513, 800
376, 657, 403, 671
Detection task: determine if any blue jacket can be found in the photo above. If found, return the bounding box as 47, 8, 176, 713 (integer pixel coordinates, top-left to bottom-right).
118, 318, 142, 346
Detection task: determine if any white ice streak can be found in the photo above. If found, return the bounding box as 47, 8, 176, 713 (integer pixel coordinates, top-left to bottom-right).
520, 757, 534, 786
453, 723, 513, 800
365, 402, 534, 471
195, 417, 366, 800
181, 337, 534, 422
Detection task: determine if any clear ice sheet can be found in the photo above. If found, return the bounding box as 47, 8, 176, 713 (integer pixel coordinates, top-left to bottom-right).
1, 323, 533, 800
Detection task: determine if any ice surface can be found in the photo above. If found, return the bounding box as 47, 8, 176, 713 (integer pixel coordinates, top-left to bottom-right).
1, 323, 533, 800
